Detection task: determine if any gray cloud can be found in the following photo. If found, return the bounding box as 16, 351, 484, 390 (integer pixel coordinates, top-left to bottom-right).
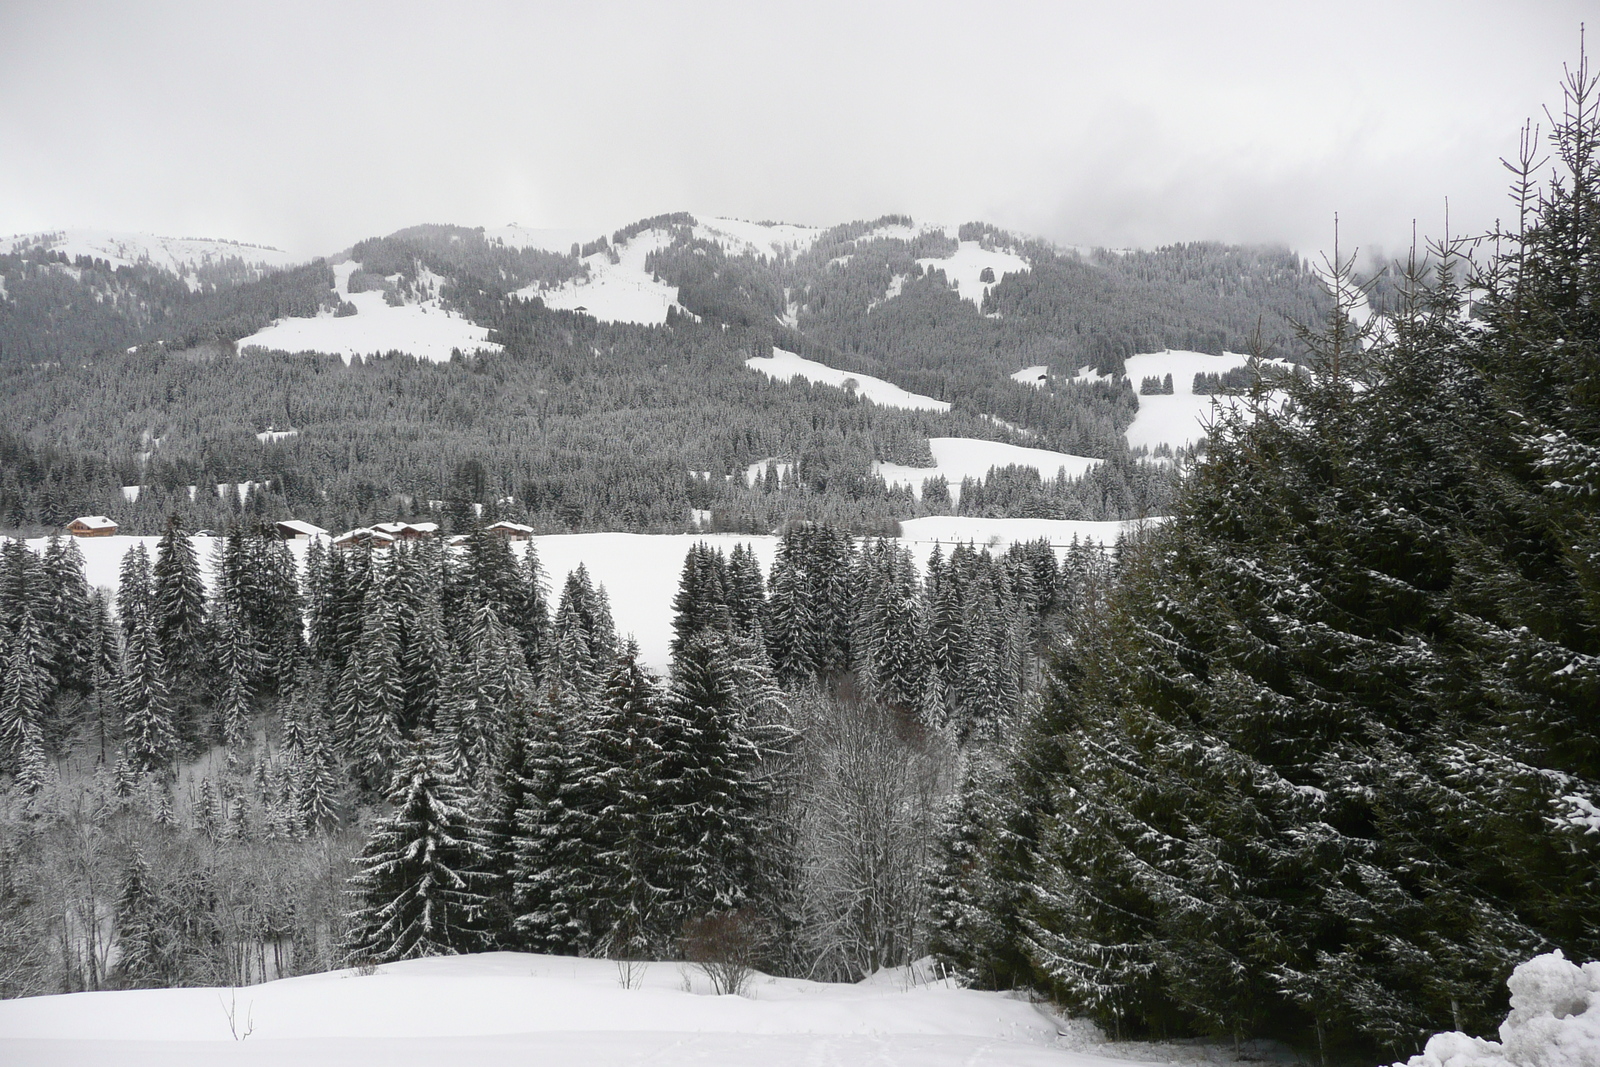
0, 0, 1589, 261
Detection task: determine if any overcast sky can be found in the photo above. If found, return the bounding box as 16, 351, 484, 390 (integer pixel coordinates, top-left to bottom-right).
0, 1, 1589, 261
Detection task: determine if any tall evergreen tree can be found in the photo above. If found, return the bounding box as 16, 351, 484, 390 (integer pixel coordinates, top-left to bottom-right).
119, 607, 178, 775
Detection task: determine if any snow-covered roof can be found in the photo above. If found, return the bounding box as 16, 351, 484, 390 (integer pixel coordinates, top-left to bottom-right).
372, 521, 439, 536
69, 516, 116, 530
276, 519, 329, 537
486, 520, 535, 534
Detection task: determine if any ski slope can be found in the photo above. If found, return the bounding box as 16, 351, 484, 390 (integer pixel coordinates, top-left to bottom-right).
746, 348, 949, 412
235, 261, 501, 364
0, 951, 1185, 1067
874, 438, 1099, 504
6, 229, 300, 276
515, 229, 681, 325
694, 217, 823, 259
1071, 350, 1291, 453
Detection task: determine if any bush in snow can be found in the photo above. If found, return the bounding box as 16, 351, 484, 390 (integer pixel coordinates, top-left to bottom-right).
1398, 952, 1600, 1067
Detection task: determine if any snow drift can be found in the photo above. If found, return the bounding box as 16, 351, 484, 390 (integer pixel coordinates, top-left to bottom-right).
1398, 953, 1600, 1067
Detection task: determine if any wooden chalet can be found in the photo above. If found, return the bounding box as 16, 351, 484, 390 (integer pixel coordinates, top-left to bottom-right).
275, 519, 329, 540
67, 516, 118, 537
372, 521, 439, 541
484, 520, 535, 540
331, 527, 396, 550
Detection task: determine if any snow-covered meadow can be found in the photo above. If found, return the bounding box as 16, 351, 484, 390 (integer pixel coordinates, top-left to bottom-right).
745, 347, 950, 411
6, 229, 301, 280
874, 438, 1099, 504
1070, 350, 1291, 453
236, 261, 501, 364
0, 951, 1158, 1067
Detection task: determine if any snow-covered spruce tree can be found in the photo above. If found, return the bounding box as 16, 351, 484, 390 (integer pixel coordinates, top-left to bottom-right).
670, 542, 735, 661
330, 585, 406, 791
342, 735, 493, 963
119, 606, 179, 775
972, 77, 1600, 1061
0, 598, 51, 781
116, 542, 154, 646
854, 539, 926, 711
38, 535, 94, 699
151, 518, 208, 706
210, 599, 259, 756
454, 600, 535, 779
765, 530, 816, 685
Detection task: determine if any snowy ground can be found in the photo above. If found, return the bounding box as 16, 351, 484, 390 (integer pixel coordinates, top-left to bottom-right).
0, 951, 1185, 1067
694, 217, 822, 260
515, 229, 681, 325
235, 261, 501, 364
874, 438, 1099, 505
1013, 365, 1050, 388
23, 519, 1138, 672
1071, 350, 1290, 453
746, 348, 950, 412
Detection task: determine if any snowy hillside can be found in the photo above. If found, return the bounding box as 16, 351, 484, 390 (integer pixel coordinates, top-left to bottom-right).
694, 217, 823, 259
747, 348, 949, 411
874, 438, 1099, 504
1072, 350, 1290, 453
6, 229, 301, 277
515, 228, 681, 325
235, 260, 501, 364
0, 951, 1179, 1067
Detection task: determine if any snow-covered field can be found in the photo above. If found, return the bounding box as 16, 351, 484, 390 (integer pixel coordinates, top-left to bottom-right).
515, 229, 681, 325
1013, 365, 1050, 388
1072, 350, 1289, 453
6, 229, 301, 277
0, 951, 1165, 1067
746, 348, 949, 412
918, 240, 1030, 308
874, 438, 1099, 504
694, 217, 822, 260
236, 262, 501, 364
24, 519, 1138, 671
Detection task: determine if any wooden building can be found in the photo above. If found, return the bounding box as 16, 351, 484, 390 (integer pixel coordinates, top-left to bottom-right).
67, 516, 118, 537
275, 519, 329, 540
484, 520, 535, 540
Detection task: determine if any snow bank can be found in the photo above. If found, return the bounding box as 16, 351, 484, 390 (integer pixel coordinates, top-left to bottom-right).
746, 348, 949, 412
236, 260, 501, 364
874, 437, 1098, 505
1397, 952, 1600, 1067
516, 229, 681, 325
0, 950, 1102, 1067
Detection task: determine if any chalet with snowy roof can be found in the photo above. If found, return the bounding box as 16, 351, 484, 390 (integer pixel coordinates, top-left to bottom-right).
331, 527, 395, 550
275, 519, 329, 540
67, 516, 117, 537
372, 521, 438, 541
484, 520, 535, 540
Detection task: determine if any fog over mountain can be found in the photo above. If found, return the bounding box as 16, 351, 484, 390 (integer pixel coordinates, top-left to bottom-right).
0, 1, 1588, 260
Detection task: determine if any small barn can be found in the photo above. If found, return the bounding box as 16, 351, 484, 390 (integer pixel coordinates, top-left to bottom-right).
275, 519, 329, 540
67, 516, 118, 537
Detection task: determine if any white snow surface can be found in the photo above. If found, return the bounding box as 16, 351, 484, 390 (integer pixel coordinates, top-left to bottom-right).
482, 224, 595, 254
235, 260, 501, 364
746, 348, 949, 412
918, 240, 1030, 308
0, 951, 1169, 1067
875, 438, 1099, 504
6, 229, 301, 276
1072, 350, 1290, 453
1014, 365, 1050, 387
694, 217, 823, 259
516, 229, 680, 325
1397, 952, 1600, 1067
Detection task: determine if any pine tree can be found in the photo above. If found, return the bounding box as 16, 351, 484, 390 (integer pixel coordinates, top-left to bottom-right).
0, 599, 51, 778
151, 518, 207, 693
343, 736, 493, 962
119, 607, 178, 775
331, 587, 407, 791
116, 543, 153, 646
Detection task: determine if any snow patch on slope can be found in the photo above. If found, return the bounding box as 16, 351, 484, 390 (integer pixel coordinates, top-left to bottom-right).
1072, 350, 1290, 453
483, 224, 595, 254
235, 260, 501, 364
695, 217, 823, 259
918, 241, 1029, 308
516, 229, 681, 325
1013, 365, 1049, 388
875, 438, 1099, 504
746, 348, 949, 412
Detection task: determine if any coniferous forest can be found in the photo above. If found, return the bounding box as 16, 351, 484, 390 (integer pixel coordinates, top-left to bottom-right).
0, 46, 1597, 1067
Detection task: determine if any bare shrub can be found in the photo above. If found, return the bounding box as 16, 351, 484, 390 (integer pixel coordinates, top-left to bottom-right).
679, 910, 764, 996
